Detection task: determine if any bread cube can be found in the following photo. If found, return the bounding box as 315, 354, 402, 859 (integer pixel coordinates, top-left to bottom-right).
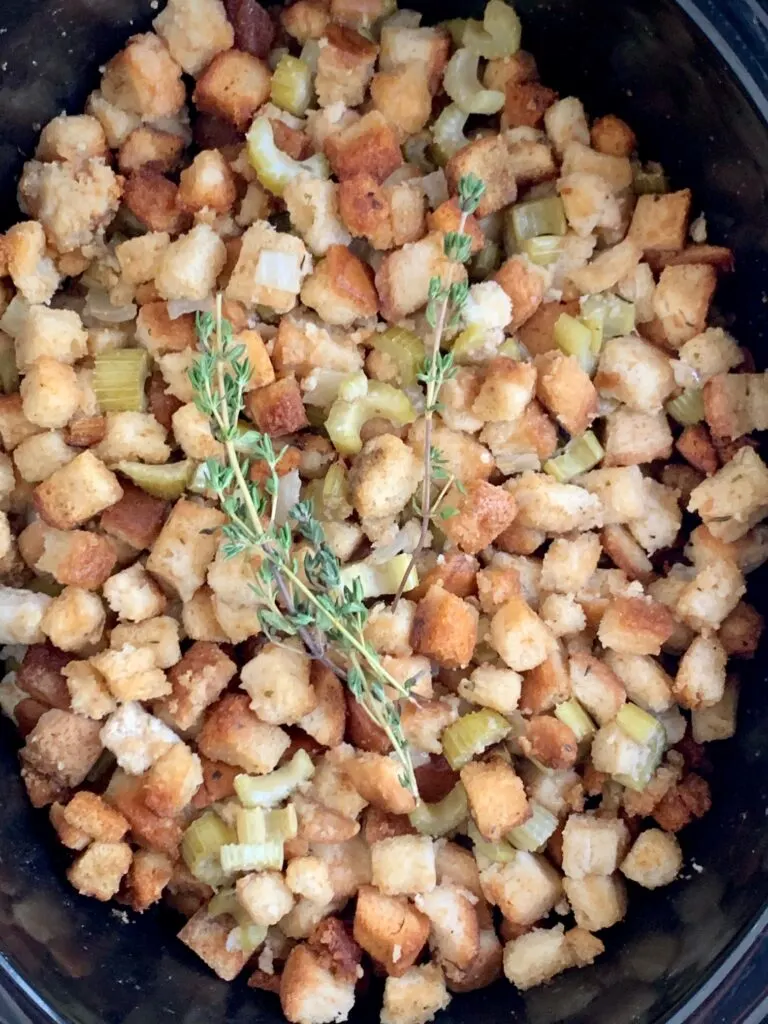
603, 651, 674, 713
409, 420, 494, 486
653, 264, 717, 348
480, 852, 562, 926
95, 411, 170, 467
123, 170, 187, 234
155, 224, 227, 302
146, 498, 224, 602
110, 617, 181, 672
286, 856, 335, 905
691, 676, 739, 742
118, 126, 185, 175
439, 480, 518, 557
13, 430, 76, 487
154, 0, 233, 76
628, 189, 691, 255
34, 451, 122, 530
29, 524, 115, 590
100, 31, 185, 116
135, 301, 196, 358
704, 372, 768, 439
226, 220, 311, 314
274, 316, 360, 379
5, 221, 60, 305
598, 595, 675, 656
508, 473, 603, 533
376, 232, 465, 323
280, 942, 357, 1024
381, 963, 451, 1024
353, 885, 429, 977
143, 742, 203, 816
401, 697, 458, 755
235, 870, 295, 928
595, 337, 675, 413
561, 814, 629, 879
559, 172, 621, 237
475, 565, 522, 616
412, 585, 479, 670
542, 96, 589, 155
568, 237, 641, 295
520, 650, 572, 714
470, 358, 535, 424
102, 562, 168, 623
193, 49, 271, 129
673, 634, 727, 709
603, 407, 673, 467
446, 135, 517, 217
341, 751, 415, 816
100, 481, 168, 551
241, 642, 316, 725
719, 601, 764, 658
563, 873, 627, 931
105, 769, 184, 856
689, 446, 768, 542
100, 701, 179, 775
678, 326, 743, 382
494, 256, 547, 332
62, 790, 128, 844
179, 150, 237, 218
123, 849, 174, 912
40, 587, 105, 653
316, 25, 378, 108
281, 0, 329, 42
461, 759, 528, 842
161, 640, 236, 731
371, 835, 436, 897
624, 478, 681, 556
15, 305, 87, 371
325, 111, 403, 184
503, 924, 571, 990
568, 653, 625, 725
284, 176, 352, 259
62, 660, 117, 720
561, 141, 632, 192
459, 665, 523, 716
245, 377, 308, 437
68, 841, 132, 901
178, 908, 250, 982
503, 81, 557, 131
620, 828, 682, 888
676, 558, 745, 633
364, 601, 415, 658
300, 245, 378, 326
0, 584, 53, 644
379, 23, 450, 93
85, 88, 140, 147
50, 801, 90, 851
21, 708, 103, 789
488, 596, 557, 673
590, 114, 636, 157
541, 533, 601, 596
371, 63, 433, 139
198, 693, 290, 774
520, 715, 579, 771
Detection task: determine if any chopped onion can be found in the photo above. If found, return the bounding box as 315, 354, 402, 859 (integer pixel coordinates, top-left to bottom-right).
274, 469, 302, 527
84, 287, 137, 324
0, 295, 30, 338
671, 359, 701, 389
254, 250, 303, 293
168, 296, 215, 320
369, 520, 423, 565
301, 368, 348, 407
419, 170, 449, 210
494, 452, 541, 476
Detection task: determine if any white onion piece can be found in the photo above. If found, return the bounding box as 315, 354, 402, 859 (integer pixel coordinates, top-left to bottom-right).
84, 287, 137, 324
274, 469, 302, 527
369, 520, 423, 565
301, 368, 347, 407
0, 295, 30, 338
167, 296, 215, 320
254, 250, 303, 293
494, 452, 541, 476
671, 359, 701, 389
419, 170, 448, 210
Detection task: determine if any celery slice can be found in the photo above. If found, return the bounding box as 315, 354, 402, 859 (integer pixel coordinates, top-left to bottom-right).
554, 699, 596, 744
337, 371, 369, 403
468, 240, 502, 282
509, 198, 567, 249
543, 431, 604, 482
339, 552, 418, 599
234, 749, 315, 808
442, 709, 511, 770
442, 18, 468, 46
93, 348, 149, 413
409, 783, 469, 837
431, 103, 470, 164
271, 55, 313, 116
580, 293, 636, 340
0, 333, 19, 394
614, 703, 666, 792
519, 235, 565, 266
299, 39, 321, 73
467, 819, 517, 862
666, 388, 704, 426
207, 887, 240, 920
553, 313, 597, 375
463, 1, 522, 58
369, 327, 426, 387
182, 811, 236, 887
325, 381, 417, 455
247, 116, 330, 197
220, 840, 284, 873
117, 459, 194, 499
265, 804, 299, 842
236, 807, 267, 845
451, 324, 489, 364
498, 338, 523, 360
227, 922, 269, 954
632, 161, 669, 195
507, 801, 558, 852
321, 461, 352, 520
444, 49, 504, 115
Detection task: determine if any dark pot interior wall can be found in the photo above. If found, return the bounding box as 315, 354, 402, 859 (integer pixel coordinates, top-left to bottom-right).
0, 1, 767, 1022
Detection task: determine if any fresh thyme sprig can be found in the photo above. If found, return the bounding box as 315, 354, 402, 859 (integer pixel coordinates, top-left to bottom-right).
393, 172, 486, 606
190, 296, 419, 797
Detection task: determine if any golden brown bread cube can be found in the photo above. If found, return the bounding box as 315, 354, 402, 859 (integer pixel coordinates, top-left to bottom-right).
33, 451, 123, 530
461, 759, 529, 842
628, 190, 692, 255
300, 244, 378, 326
161, 640, 237, 732
653, 263, 717, 349
118, 125, 186, 175
105, 769, 184, 857
136, 301, 197, 356
428, 199, 485, 254
520, 716, 578, 771
535, 351, 598, 436
598, 596, 675, 657
177, 149, 238, 214
31, 526, 117, 590
193, 49, 271, 129
17, 643, 71, 710
412, 585, 479, 670
122, 171, 188, 235
324, 111, 403, 184
407, 552, 479, 602
719, 601, 764, 658
20, 709, 103, 792
590, 115, 637, 158
440, 480, 518, 556
316, 24, 379, 109
122, 849, 174, 913
517, 300, 579, 357
353, 885, 430, 977
446, 135, 517, 218
62, 790, 129, 843
245, 377, 308, 436
68, 841, 133, 901
675, 424, 719, 476
145, 498, 225, 603
197, 693, 290, 774
178, 908, 251, 981
280, 942, 357, 1024
142, 742, 203, 816
503, 81, 557, 129
520, 649, 572, 715
343, 752, 417, 815
101, 32, 185, 118
100, 481, 169, 551
494, 256, 547, 332
370, 63, 432, 140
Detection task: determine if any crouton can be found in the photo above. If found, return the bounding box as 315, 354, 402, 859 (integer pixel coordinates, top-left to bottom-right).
300, 245, 378, 326
480, 852, 562, 926
652, 772, 711, 832
678, 327, 743, 382
5, 221, 60, 305
68, 841, 132, 901
412, 585, 479, 670
325, 111, 402, 184
62, 790, 128, 844
13, 430, 77, 483
703, 372, 768, 440
236, 870, 295, 928
590, 115, 636, 158
380, 963, 451, 1024
104, 769, 184, 856
16, 644, 70, 710
142, 742, 203, 817
100, 482, 168, 552
414, 886, 481, 974
459, 665, 523, 721
282, 177, 352, 260
364, 601, 415, 659
62, 660, 116, 720
100, 32, 185, 116
379, 23, 450, 94
178, 908, 250, 982
338, 173, 396, 250
439, 480, 518, 557
689, 446, 768, 542
159, 640, 235, 731
410, 421, 494, 489
471, 358, 535, 424
427, 199, 484, 257
401, 697, 458, 756
285, 855, 335, 906
310, 835, 373, 902
719, 601, 764, 658
40, 586, 106, 653
245, 377, 309, 438
281, 0, 329, 43
629, 190, 691, 256
21, 708, 103, 789
315, 25, 378, 109
461, 759, 528, 841
568, 653, 625, 725
494, 256, 547, 331
601, 653, 672, 718
508, 473, 603, 534
280, 942, 357, 1024
446, 135, 517, 217
567, 237, 641, 296
155, 224, 227, 302
275, 317, 360, 380
559, 172, 622, 237
36, 112, 109, 165
177, 149, 238, 215
0, 583, 54, 644
193, 49, 271, 129
561, 814, 630, 879
85, 88, 140, 147
110, 616, 181, 671
598, 596, 675, 656
50, 801, 90, 851
115, 232, 171, 288
371, 65, 432, 142
135, 301, 196, 358
376, 232, 465, 323
92, 639, 170, 700
489, 596, 556, 673
122, 849, 174, 913
503, 81, 557, 130
198, 693, 290, 774
353, 885, 429, 977
294, 664, 345, 750
312, 749, 370, 821
123, 170, 187, 234
561, 141, 633, 192
15, 305, 87, 371
480, 403, 559, 475
241, 642, 317, 725
541, 534, 601, 596
95, 411, 171, 467
620, 828, 682, 889
117, 126, 185, 176
602, 407, 673, 467
504, 924, 603, 990
100, 700, 179, 777
484, 50, 538, 91
676, 557, 745, 633
690, 674, 738, 742
153, 0, 234, 76
674, 424, 718, 477
33, 451, 122, 530
653, 264, 717, 349
226, 220, 311, 314
102, 562, 167, 624
595, 337, 675, 413
342, 751, 416, 816
145, 498, 224, 603
371, 835, 436, 896
30, 525, 116, 590
475, 564, 523, 616
673, 633, 727, 710
540, 96, 589, 155
563, 873, 627, 931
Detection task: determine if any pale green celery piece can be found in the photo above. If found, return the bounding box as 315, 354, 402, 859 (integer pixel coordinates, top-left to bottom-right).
442, 709, 512, 770
451, 324, 489, 364
228, 922, 269, 954
442, 17, 468, 46
543, 431, 604, 483
469, 240, 502, 282
498, 338, 523, 360
511, 197, 567, 247
369, 327, 426, 387
271, 55, 313, 116
337, 370, 369, 402
632, 160, 669, 195
299, 39, 321, 74
265, 804, 299, 841
409, 783, 469, 836
182, 811, 236, 887
247, 116, 329, 196
580, 293, 636, 340
339, 552, 418, 600
321, 461, 352, 520
220, 839, 284, 873
234, 749, 315, 808
467, 819, 517, 862
93, 348, 149, 412
553, 312, 597, 374
431, 103, 470, 164
614, 703, 666, 792
325, 381, 417, 455
614, 744, 661, 793
443, 49, 504, 115
117, 459, 194, 500
554, 698, 597, 744
236, 807, 267, 845
507, 801, 558, 852
520, 235, 566, 266
402, 132, 436, 173
666, 388, 705, 426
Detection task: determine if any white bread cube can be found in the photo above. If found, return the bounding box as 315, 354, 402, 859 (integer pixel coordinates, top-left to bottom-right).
178, 908, 250, 982
508, 473, 603, 534
628, 479, 682, 555
33, 450, 123, 530
146, 498, 225, 602
90, 644, 170, 702
236, 871, 295, 927
99, 701, 179, 775
5, 221, 61, 304
371, 835, 436, 896
561, 814, 630, 879
490, 597, 557, 672
689, 446, 768, 543
675, 559, 745, 632
603, 408, 673, 467
280, 943, 356, 1024
284, 175, 352, 257
562, 874, 627, 931
40, 586, 105, 652
576, 466, 645, 525
620, 829, 682, 889
155, 224, 227, 302
503, 924, 603, 991
414, 885, 480, 971
568, 653, 626, 725
544, 98, 590, 156
363, 600, 415, 657
13, 430, 77, 483
95, 412, 170, 466
111, 616, 181, 670
673, 634, 727, 709
286, 856, 335, 905
153, 0, 234, 76
240, 642, 316, 725
458, 665, 522, 716
678, 327, 742, 382
103, 562, 167, 623
691, 677, 738, 742
381, 963, 451, 1024
86, 90, 140, 148
480, 853, 561, 926
541, 534, 601, 595
226, 220, 312, 315
595, 337, 675, 413
603, 651, 674, 713
115, 232, 170, 285
68, 841, 132, 901
16, 306, 87, 371
62, 660, 117, 720
541, 592, 587, 637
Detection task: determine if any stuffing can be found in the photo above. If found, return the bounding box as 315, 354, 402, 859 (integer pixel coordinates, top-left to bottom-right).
673, 634, 727, 709
36, 112, 109, 165
401, 697, 458, 755
275, 317, 361, 379
380, 963, 451, 1024
178, 908, 250, 982
475, 564, 522, 615
237, 871, 295, 928
371, 835, 436, 897
171, 402, 223, 461
568, 653, 625, 725
105, 769, 184, 855
675, 424, 719, 476
123, 849, 174, 913
62, 790, 129, 843
602, 651, 673, 714
620, 829, 682, 889
543, 97, 590, 156
339, 750, 412, 816
446, 135, 517, 217
409, 420, 494, 486
458, 665, 523, 716
300, 245, 378, 326
284, 176, 352, 258
62, 661, 117, 720
353, 885, 430, 977
102, 562, 167, 624
378, 23, 450, 94
246, 377, 308, 436
675, 558, 745, 632
123, 170, 187, 234
100, 32, 185, 116
568, 238, 641, 295
96, 411, 170, 466
603, 407, 673, 467
590, 115, 637, 158
410, 551, 479, 604
15, 305, 88, 371
559, 172, 621, 237
595, 337, 675, 412
91, 641, 170, 702
414, 885, 480, 973
652, 773, 711, 832
193, 49, 271, 129
241, 642, 317, 725
5, 221, 61, 305
34, 451, 123, 531
462, 282, 513, 332
520, 715, 578, 771
325, 111, 403, 184
503, 81, 557, 130
281, 0, 329, 43
480, 402, 559, 472
624, 478, 681, 555
364, 601, 415, 657
561, 814, 630, 879
503, 925, 604, 991
376, 232, 465, 324
597, 595, 675, 656
27, 524, 116, 590
145, 498, 224, 603
14, 429, 78, 485
155, 224, 228, 302
471, 358, 536, 423
562, 874, 627, 931
315, 25, 379, 109
135, 301, 196, 357
68, 841, 132, 902
719, 601, 764, 658
279, 942, 357, 1024
101, 699, 180, 775
628, 190, 691, 255
439, 480, 518, 556
178, 149, 238, 214
50, 801, 90, 851
0, 584, 54, 645
484, 50, 538, 91
494, 256, 547, 331
540, 592, 585, 638
118, 126, 185, 175
461, 759, 529, 841
480, 852, 561, 926
286, 856, 335, 906
100, 481, 169, 552
507, 473, 603, 534
110, 616, 181, 672
159, 640, 235, 730
349, 434, 422, 520
40, 586, 105, 653
541, 534, 601, 595
153, 0, 234, 76
198, 693, 290, 774
428, 199, 484, 257
703, 372, 768, 440
489, 597, 556, 672
226, 220, 311, 314
688, 446, 768, 542
691, 676, 739, 741
677, 327, 743, 382
561, 142, 633, 193
412, 585, 479, 671
21, 708, 103, 791
653, 264, 717, 349
141, 741, 202, 815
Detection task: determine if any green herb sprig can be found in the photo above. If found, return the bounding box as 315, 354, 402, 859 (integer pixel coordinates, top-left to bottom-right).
393, 172, 486, 605
190, 297, 419, 796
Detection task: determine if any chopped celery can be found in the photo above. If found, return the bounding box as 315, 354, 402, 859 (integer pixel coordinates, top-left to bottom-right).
543, 431, 604, 483
247, 116, 329, 197
116, 459, 194, 499
444, 49, 504, 115
451, 324, 489, 364
271, 55, 313, 116
614, 744, 661, 793
299, 39, 321, 74
207, 887, 241, 920
409, 783, 469, 837
508, 198, 567, 250
0, 334, 19, 394
666, 388, 704, 426
507, 801, 558, 852
614, 703, 666, 792
182, 811, 236, 887
468, 240, 502, 282
325, 381, 417, 455
339, 552, 418, 599
369, 327, 426, 387
442, 709, 511, 770
553, 313, 597, 374
93, 348, 149, 412
321, 461, 352, 520
265, 804, 299, 841
463, 0, 522, 59
467, 819, 517, 862
337, 371, 369, 403
498, 338, 523, 360
402, 132, 436, 173
442, 17, 468, 45
220, 840, 284, 873
227, 922, 269, 954
431, 103, 470, 164
554, 699, 596, 744
632, 161, 669, 195
580, 293, 636, 340
234, 749, 315, 808
520, 235, 566, 266
236, 807, 267, 845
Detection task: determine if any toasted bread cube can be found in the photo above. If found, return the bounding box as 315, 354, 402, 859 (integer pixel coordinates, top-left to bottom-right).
193, 49, 271, 129
279, 942, 356, 1024
380, 963, 450, 1024
198, 693, 290, 774
102, 562, 167, 623
281, 0, 329, 43
325, 111, 402, 184
540, 593, 587, 638
541, 534, 601, 595
50, 801, 90, 851
653, 264, 717, 349
595, 337, 675, 413
236, 870, 295, 928
5, 221, 60, 305
629, 190, 691, 255
33, 451, 122, 530
30, 525, 116, 590
371, 835, 436, 897
85, 88, 140, 147
483, 49, 538, 90
283, 175, 352, 259
502, 81, 557, 130
115, 232, 170, 288
68, 841, 132, 901
178, 907, 250, 981
300, 245, 378, 326
475, 564, 522, 616
161, 640, 236, 731
15, 643, 70, 710
678, 326, 743, 381
691, 676, 739, 742
100, 482, 168, 551
480, 852, 561, 926
182, 586, 227, 643
542, 97, 589, 155
598, 596, 674, 656
480, 404, 558, 473
508, 473, 603, 534
689, 446, 768, 542
561, 141, 632, 192
92, 642, 170, 702
286, 855, 335, 905
719, 601, 764, 658
558, 172, 621, 238
416, 886, 481, 973
623, 478, 680, 556
338, 172, 393, 250
135, 301, 196, 357
21, 708, 103, 789
493, 256, 547, 332
315, 25, 378, 108
371, 63, 432, 140
439, 480, 517, 556
562, 873, 627, 931
142, 742, 203, 816
155, 224, 227, 302
461, 759, 528, 842
245, 377, 308, 436
178, 149, 237, 215
376, 232, 464, 323
154, 0, 233, 76
0, 584, 53, 644
520, 715, 579, 771
590, 114, 636, 157
105, 769, 184, 856
505, 135, 558, 188
364, 601, 415, 658
673, 634, 727, 710
241, 642, 317, 725
602, 651, 673, 714
603, 408, 673, 467
651, 772, 711, 833
95, 411, 170, 467
675, 424, 719, 477
503, 924, 573, 990
446, 135, 517, 217
111, 616, 181, 671
342, 752, 416, 816
459, 665, 523, 717
704, 372, 768, 440
379, 23, 449, 93
561, 814, 629, 879
274, 316, 361, 378
100, 701, 179, 775
471, 358, 536, 424
568, 237, 641, 295
62, 660, 116, 720
101, 32, 185, 115
123, 849, 174, 912
620, 828, 682, 889
62, 790, 128, 843
676, 558, 745, 633
412, 585, 479, 670
535, 350, 599, 435
226, 220, 311, 314
13, 429, 77, 483
40, 586, 105, 653
568, 653, 625, 725
15, 305, 87, 371
145, 498, 224, 603
37, 112, 108, 165
117, 125, 185, 175
489, 597, 556, 672
409, 419, 494, 486
353, 885, 429, 977
401, 697, 458, 755
123, 170, 187, 234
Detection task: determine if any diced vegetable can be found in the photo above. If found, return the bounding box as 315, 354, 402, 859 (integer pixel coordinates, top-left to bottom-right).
116, 460, 194, 499
339, 552, 418, 600
325, 381, 417, 455
519, 235, 565, 266
207, 887, 242, 921
431, 104, 470, 164
463, 0, 522, 59
0, 334, 19, 394
614, 703, 666, 792
451, 324, 489, 364
553, 313, 596, 374
409, 783, 469, 836
442, 709, 511, 770
236, 807, 267, 845
444, 49, 505, 115
632, 161, 669, 195
247, 116, 330, 197
93, 348, 149, 412
666, 388, 705, 426
321, 461, 352, 520
182, 811, 236, 887
507, 198, 567, 250
544, 432, 604, 482
299, 39, 321, 73
271, 54, 313, 116
220, 840, 284, 873
554, 699, 596, 745
369, 327, 426, 387
234, 749, 315, 808
265, 804, 299, 842
442, 18, 468, 46
580, 293, 636, 340
507, 801, 558, 852
467, 819, 517, 862
337, 371, 369, 403
469, 240, 502, 282
498, 338, 523, 360
227, 922, 269, 954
